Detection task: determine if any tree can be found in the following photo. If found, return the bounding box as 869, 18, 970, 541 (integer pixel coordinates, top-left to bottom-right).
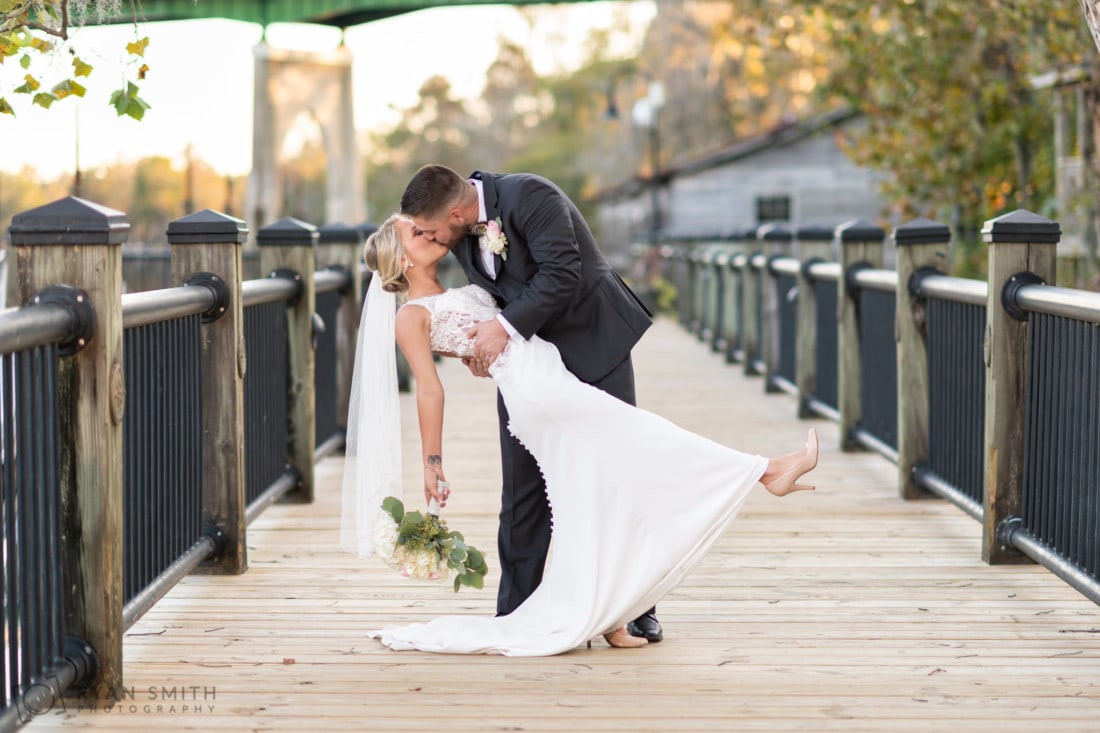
803, 0, 1093, 266
0, 0, 149, 119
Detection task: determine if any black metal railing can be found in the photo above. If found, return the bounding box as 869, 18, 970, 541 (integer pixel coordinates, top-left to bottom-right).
0, 292, 97, 727
857, 286, 898, 450
121, 316, 203, 606
313, 267, 352, 457
1008, 284, 1100, 600
120, 282, 224, 627
1, 343, 63, 710
917, 277, 988, 517
809, 262, 840, 414
774, 270, 799, 391
723, 255, 746, 363
241, 275, 298, 519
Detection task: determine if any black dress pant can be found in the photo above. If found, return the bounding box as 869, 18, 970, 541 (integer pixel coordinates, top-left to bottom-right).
495, 354, 638, 616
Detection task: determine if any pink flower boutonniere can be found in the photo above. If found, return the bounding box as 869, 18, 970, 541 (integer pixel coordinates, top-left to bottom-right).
480, 217, 508, 261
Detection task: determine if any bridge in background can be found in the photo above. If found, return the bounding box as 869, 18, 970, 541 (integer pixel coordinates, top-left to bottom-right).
88, 0, 619, 235
126, 0, 603, 26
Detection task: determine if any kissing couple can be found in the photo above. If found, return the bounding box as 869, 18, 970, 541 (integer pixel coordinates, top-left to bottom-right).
340, 164, 818, 655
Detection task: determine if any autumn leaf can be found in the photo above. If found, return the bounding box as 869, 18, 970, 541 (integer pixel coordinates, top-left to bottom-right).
0, 97, 13, 116
32, 92, 56, 109
52, 79, 86, 99
138, 63, 149, 80
126, 36, 150, 57
72, 56, 92, 77
13, 73, 39, 93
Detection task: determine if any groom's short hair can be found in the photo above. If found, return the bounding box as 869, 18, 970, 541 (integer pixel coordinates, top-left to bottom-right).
402, 164, 467, 219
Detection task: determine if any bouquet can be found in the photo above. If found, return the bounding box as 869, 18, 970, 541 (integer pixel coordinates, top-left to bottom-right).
374, 495, 489, 592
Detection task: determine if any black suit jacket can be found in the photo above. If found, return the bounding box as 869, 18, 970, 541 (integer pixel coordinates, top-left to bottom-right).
454, 171, 652, 383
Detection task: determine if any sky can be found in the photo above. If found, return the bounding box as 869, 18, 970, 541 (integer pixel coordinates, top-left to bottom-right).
0, 2, 655, 181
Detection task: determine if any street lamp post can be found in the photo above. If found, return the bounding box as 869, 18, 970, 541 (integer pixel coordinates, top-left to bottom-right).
629, 81, 665, 249
605, 72, 665, 297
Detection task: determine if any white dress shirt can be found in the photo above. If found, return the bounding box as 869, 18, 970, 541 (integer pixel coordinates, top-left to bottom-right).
469, 179, 520, 340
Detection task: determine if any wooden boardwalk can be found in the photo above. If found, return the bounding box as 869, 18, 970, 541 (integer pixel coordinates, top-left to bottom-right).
28, 318, 1100, 732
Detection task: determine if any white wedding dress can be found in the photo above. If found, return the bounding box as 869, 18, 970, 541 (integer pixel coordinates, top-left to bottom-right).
369, 284, 769, 655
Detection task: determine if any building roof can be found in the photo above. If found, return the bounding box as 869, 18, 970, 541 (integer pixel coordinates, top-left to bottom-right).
589, 106, 860, 203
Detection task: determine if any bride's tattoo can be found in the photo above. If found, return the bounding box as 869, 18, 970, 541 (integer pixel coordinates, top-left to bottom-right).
427, 454, 441, 467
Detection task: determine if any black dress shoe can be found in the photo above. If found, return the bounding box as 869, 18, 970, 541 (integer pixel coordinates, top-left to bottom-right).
627, 611, 663, 642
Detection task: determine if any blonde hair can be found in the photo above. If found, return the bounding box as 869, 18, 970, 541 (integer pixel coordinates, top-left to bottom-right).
363, 213, 410, 294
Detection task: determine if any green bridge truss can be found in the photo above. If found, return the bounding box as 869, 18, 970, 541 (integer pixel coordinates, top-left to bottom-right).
125, 0, 600, 27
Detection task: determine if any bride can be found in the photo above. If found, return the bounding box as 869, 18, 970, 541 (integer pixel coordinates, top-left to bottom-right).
341, 213, 819, 656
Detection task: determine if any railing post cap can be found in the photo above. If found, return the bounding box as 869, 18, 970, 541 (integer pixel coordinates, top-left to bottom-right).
756, 222, 792, 241
795, 225, 834, 242
8, 195, 129, 246
256, 217, 319, 247
166, 209, 248, 244
318, 222, 365, 246
981, 209, 1061, 244
835, 218, 885, 243
892, 217, 951, 246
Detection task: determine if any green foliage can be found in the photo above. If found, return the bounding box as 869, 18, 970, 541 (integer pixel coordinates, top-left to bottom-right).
0, 0, 150, 120
800, 0, 1095, 240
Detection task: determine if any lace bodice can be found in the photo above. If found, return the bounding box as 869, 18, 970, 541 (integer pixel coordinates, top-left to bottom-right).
402, 284, 503, 359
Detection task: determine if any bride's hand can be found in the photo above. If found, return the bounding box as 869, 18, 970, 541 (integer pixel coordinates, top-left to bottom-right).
461, 355, 492, 378
424, 468, 451, 508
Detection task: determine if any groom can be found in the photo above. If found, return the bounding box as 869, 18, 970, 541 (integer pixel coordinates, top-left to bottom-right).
400, 164, 663, 642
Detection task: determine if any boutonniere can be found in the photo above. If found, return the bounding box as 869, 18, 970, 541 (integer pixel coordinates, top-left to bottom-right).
480, 217, 508, 260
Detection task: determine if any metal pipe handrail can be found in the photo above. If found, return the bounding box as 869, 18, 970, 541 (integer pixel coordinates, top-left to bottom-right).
0, 303, 76, 353
913, 273, 988, 306
1014, 282, 1100, 325
769, 256, 800, 276
315, 268, 352, 295
1007, 525, 1100, 605
122, 535, 217, 630
121, 285, 215, 330
807, 261, 842, 282
850, 267, 898, 293
242, 276, 300, 308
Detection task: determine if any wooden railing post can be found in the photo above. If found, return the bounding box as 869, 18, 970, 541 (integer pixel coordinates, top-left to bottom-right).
167, 209, 250, 574
258, 217, 318, 503
794, 225, 838, 416
317, 223, 364, 430
893, 218, 951, 500
835, 219, 885, 446
757, 222, 792, 390
982, 209, 1060, 563
9, 196, 128, 702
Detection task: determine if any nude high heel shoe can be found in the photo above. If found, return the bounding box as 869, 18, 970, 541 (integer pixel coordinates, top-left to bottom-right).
763, 428, 819, 496
587, 626, 648, 649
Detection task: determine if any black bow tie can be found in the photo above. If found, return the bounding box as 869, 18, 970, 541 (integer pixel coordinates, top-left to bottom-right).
469, 222, 488, 236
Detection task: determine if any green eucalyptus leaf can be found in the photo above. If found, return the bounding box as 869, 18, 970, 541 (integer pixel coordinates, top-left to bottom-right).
381, 496, 404, 523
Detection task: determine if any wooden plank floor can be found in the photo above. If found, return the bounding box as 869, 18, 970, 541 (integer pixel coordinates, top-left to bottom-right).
28, 317, 1100, 732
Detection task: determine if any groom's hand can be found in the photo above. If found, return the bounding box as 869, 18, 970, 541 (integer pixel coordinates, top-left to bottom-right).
468, 319, 509, 363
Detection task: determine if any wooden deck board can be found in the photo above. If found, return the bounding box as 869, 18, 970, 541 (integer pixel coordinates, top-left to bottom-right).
27, 317, 1100, 732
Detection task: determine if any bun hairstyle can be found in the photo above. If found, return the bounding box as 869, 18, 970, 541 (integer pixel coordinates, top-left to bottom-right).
363, 213, 410, 294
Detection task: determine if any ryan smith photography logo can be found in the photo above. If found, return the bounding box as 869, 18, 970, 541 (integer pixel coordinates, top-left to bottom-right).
21, 685, 218, 717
